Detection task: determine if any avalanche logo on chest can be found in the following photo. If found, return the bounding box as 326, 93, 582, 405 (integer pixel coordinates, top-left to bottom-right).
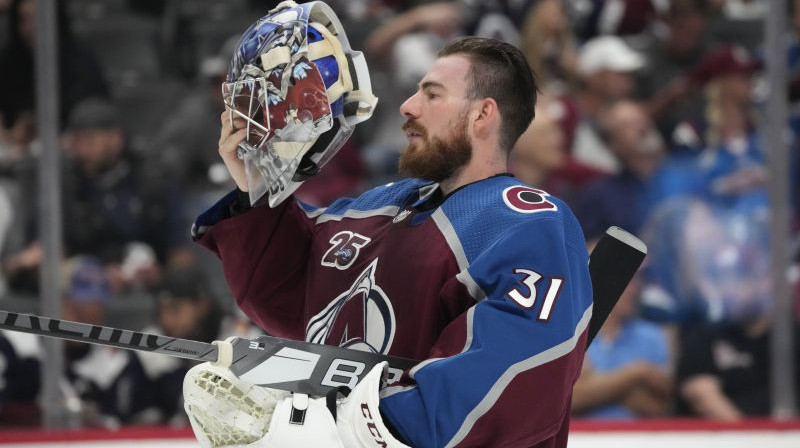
305, 258, 396, 354
502, 186, 558, 214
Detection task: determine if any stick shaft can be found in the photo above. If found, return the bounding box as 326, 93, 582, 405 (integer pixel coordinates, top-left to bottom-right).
587, 226, 647, 344
0, 310, 218, 363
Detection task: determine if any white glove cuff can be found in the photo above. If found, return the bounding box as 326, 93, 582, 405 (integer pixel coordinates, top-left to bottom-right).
336, 362, 410, 448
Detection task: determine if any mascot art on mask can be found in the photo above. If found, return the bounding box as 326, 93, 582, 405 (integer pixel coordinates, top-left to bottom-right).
224, 0, 376, 206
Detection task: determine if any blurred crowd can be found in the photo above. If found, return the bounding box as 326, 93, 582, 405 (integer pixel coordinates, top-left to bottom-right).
0, 0, 798, 429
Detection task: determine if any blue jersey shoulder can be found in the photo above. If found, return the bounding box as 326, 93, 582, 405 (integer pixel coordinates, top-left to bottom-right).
304, 178, 432, 218
440, 176, 584, 262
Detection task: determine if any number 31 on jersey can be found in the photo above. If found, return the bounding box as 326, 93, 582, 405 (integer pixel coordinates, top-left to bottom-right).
506, 269, 564, 321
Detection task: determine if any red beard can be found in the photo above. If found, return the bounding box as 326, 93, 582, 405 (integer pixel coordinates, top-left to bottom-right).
398, 115, 472, 182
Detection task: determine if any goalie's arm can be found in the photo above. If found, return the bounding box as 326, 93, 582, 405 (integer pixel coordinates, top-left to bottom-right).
192, 189, 315, 339
380, 216, 593, 448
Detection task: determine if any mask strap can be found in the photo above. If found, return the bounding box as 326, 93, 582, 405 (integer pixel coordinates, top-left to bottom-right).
308, 2, 377, 124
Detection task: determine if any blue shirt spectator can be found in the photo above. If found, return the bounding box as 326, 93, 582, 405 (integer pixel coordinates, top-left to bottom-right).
584, 319, 671, 419
572, 274, 674, 419
574, 101, 665, 242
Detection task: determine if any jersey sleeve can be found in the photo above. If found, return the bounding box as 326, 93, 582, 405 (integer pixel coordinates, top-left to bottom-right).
192, 190, 321, 338
379, 214, 592, 448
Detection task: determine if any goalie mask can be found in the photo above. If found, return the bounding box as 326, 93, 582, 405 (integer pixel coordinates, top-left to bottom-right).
225, 0, 377, 206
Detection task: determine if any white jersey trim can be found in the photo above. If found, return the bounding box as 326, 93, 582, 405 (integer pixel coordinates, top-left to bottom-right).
455, 270, 486, 302
382, 306, 477, 400
431, 209, 468, 270
431, 209, 488, 302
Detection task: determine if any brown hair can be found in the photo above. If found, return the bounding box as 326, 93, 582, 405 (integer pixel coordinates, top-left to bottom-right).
438, 36, 538, 152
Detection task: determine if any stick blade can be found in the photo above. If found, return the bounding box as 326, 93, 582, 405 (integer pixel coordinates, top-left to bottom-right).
587, 226, 647, 344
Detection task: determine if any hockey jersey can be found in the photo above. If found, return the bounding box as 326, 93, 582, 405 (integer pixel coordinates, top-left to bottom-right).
194, 174, 592, 448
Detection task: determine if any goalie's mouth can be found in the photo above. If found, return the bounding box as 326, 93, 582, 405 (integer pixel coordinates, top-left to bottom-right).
402, 121, 426, 139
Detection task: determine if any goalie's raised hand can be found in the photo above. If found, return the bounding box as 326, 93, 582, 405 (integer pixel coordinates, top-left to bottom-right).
218, 110, 249, 193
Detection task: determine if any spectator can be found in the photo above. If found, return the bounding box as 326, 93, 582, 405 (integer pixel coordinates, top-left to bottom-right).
641, 61, 768, 328
120, 263, 227, 426
0, 80, 36, 296
572, 272, 673, 419
519, 0, 579, 91
0, 330, 41, 426
149, 39, 235, 223
63, 259, 227, 427
365, 1, 462, 61
61, 255, 129, 427
635, 0, 712, 146
716, 0, 767, 20
365, 0, 534, 60
152, 264, 223, 344
510, 97, 568, 189
572, 35, 644, 173
575, 100, 666, 242
568, 0, 666, 42
647, 44, 763, 205
111, 261, 265, 425
510, 95, 603, 207
4, 98, 185, 294
675, 210, 800, 419
0, 0, 109, 132
458, 0, 537, 45
684, 44, 761, 150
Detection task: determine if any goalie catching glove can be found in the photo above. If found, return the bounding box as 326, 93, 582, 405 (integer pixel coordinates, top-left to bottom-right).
183, 338, 409, 448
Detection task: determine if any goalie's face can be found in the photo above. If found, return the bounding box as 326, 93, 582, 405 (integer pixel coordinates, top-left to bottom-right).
398, 55, 474, 182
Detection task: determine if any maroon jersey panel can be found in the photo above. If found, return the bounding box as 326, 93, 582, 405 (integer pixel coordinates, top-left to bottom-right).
198, 196, 469, 360
305, 207, 467, 360
452, 331, 587, 448
196, 201, 314, 340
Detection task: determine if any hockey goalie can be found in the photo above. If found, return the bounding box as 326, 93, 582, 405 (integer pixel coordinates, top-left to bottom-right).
184, 1, 593, 447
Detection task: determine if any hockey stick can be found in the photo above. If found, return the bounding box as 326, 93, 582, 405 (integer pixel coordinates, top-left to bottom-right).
587, 226, 647, 344
0, 310, 417, 396
0, 227, 644, 396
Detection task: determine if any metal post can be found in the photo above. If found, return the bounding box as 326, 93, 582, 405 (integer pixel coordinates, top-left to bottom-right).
765, 0, 798, 419
34, 0, 66, 429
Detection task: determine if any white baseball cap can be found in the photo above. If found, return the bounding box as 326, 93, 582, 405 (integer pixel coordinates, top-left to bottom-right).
578, 36, 645, 76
